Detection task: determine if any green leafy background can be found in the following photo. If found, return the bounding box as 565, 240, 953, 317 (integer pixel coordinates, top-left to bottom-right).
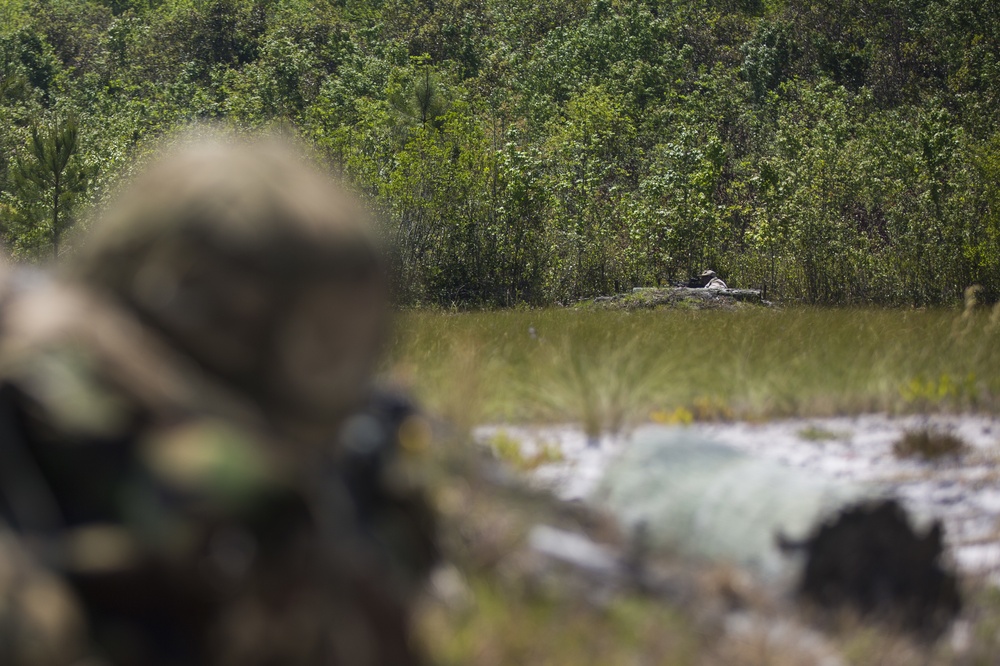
2, 0, 999, 306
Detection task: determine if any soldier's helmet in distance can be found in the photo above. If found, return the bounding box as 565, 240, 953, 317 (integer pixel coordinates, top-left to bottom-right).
68, 132, 388, 428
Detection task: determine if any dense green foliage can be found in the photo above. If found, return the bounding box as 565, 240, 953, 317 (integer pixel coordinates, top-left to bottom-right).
2, 0, 999, 304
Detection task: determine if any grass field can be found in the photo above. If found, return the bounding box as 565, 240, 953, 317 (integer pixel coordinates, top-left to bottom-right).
389, 304, 1000, 665
388, 306, 1000, 433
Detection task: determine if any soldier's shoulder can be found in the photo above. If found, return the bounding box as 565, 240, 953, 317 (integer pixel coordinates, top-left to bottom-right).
0, 275, 265, 442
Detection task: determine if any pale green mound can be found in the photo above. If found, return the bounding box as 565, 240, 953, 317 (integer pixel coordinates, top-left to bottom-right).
599, 426, 867, 581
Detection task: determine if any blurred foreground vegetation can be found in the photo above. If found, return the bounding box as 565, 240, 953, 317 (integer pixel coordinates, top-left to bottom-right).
396, 306, 1000, 664
2, 0, 1000, 305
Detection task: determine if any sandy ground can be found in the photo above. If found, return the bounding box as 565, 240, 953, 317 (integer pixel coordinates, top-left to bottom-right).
475, 414, 1000, 583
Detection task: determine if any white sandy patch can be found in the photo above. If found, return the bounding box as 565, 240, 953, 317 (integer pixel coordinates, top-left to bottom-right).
475, 414, 1000, 579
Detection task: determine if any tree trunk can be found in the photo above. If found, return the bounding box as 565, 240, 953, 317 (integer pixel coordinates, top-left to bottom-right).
52, 173, 61, 260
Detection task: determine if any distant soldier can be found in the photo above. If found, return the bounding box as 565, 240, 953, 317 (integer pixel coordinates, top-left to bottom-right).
0, 134, 436, 665
685, 269, 727, 290
704, 274, 727, 290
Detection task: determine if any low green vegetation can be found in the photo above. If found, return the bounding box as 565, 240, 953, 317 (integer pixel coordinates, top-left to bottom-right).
388, 306, 1000, 432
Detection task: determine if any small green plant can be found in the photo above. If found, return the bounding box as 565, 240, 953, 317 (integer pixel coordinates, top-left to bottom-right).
650, 406, 694, 425
892, 428, 968, 460
487, 430, 564, 471
899, 373, 979, 408
489, 430, 526, 467
797, 425, 848, 441
530, 441, 565, 467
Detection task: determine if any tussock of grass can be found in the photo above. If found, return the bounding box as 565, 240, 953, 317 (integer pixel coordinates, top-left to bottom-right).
893, 428, 970, 460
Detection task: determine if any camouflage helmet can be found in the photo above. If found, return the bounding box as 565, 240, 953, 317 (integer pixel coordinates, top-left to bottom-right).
68, 132, 387, 428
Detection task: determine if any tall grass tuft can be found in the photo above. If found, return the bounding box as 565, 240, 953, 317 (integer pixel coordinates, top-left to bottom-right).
893, 429, 969, 460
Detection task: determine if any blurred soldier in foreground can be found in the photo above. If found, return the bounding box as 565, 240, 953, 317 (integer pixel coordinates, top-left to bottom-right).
0, 134, 436, 665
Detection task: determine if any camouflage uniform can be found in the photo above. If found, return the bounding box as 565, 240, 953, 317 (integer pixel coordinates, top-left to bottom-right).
685, 269, 726, 289
0, 136, 436, 665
